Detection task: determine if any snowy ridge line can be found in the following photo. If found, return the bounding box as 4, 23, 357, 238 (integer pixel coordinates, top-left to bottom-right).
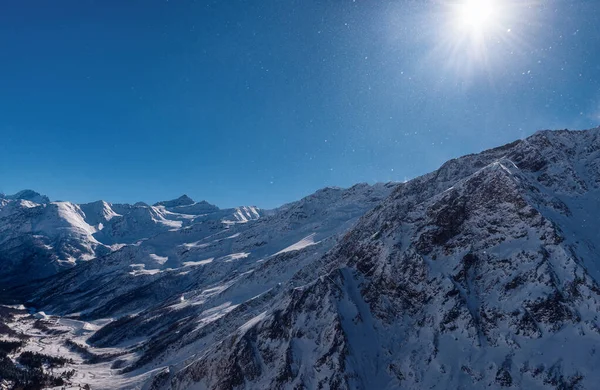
0, 191, 264, 286
5, 128, 600, 389
0, 180, 396, 389
159, 127, 600, 390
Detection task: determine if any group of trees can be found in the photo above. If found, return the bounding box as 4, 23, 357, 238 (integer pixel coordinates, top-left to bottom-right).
0, 340, 23, 354
0, 350, 74, 389
16, 351, 73, 369
0, 306, 82, 389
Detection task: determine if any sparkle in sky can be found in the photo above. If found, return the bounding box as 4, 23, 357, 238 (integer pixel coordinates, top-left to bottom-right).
0, 0, 598, 208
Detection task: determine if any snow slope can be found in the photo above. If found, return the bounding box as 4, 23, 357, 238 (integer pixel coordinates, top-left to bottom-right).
158, 128, 600, 389
5, 128, 600, 390
0, 181, 395, 389
24, 182, 395, 321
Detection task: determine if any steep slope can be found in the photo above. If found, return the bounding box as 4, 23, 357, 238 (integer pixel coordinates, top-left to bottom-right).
79, 200, 122, 227
0, 182, 393, 390
0, 197, 110, 286
160, 128, 600, 389
25, 183, 395, 320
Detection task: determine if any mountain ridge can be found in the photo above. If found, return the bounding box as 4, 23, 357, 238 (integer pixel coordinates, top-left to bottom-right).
0, 191, 264, 286
2, 127, 600, 390
159, 127, 600, 389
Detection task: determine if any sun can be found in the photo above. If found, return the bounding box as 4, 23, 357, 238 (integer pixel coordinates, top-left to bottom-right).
427, 0, 530, 79
454, 0, 500, 34
458, 0, 495, 29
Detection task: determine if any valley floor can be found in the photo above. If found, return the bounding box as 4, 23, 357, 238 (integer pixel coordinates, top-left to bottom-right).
0, 305, 149, 390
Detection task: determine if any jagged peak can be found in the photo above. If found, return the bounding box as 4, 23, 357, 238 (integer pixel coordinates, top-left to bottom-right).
81, 199, 112, 207
178, 194, 194, 202
153, 194, 196, 208
529, 126, 600, 143
1, 189, 50, 204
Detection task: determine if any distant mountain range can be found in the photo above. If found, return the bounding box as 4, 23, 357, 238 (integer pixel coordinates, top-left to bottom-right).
2, 128, 600, 389
0, 191, 262, 287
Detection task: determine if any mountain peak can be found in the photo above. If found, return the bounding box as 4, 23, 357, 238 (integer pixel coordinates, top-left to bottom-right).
1, 189, 50, 204
153, 194, 195, 208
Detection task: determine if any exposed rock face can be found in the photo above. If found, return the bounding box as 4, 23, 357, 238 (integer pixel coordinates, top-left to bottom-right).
160, 128, 600, 389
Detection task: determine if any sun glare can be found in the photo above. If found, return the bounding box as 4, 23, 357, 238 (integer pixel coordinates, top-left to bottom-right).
458, 0, 496, 30
430, 0, 528, 79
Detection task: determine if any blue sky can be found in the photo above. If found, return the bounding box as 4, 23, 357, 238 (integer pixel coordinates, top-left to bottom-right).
1, 0, 598, 208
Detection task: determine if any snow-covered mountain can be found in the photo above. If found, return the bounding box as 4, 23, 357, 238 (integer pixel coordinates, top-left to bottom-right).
0, 180, 396, 389
0, 189, 50, 204
3, 128, 600, 390
23, 182, 396, 319
158, 128, 600, 389
0, 193, 262, 287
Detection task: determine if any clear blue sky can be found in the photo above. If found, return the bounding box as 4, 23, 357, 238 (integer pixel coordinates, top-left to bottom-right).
1, 0, 598, 208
